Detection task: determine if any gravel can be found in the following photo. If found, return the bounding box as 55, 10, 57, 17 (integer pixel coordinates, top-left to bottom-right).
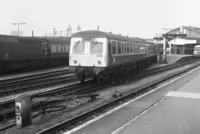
2, 62, 200, 134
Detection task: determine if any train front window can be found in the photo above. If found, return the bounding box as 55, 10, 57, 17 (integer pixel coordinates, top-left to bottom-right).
90, 41, 103, 54
73, 41, 85, 53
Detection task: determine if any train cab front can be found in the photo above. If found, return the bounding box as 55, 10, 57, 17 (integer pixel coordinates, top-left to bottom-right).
69, 36, 108, 84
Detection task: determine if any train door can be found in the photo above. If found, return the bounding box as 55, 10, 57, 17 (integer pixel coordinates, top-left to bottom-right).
41, 40, 48, 59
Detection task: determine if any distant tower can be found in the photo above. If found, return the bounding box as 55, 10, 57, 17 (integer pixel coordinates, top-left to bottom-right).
67, 25, 72, 37
77, 25, 81, 32
53, 28, 57, 36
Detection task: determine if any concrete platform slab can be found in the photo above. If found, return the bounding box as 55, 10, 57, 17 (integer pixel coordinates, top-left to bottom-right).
113, 66, 200, 134
166, 54, 194, 64
64, 61, 200, 134
116, 95, 200, 134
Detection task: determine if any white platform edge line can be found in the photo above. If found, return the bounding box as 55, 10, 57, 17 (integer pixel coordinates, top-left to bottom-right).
111, 95, 166, 134
112, 80, 200, 133
166, 91, 200, 99
63, 65, 200, 134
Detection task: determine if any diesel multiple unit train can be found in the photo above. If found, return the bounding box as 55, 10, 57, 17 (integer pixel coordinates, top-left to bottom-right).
1, 30, 161, 81
194, 45, 200, 56
69, 30, 160, 83
0, 35, 70, 73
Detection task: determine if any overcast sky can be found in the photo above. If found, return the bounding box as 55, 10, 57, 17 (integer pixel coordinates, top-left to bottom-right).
0, 0, 200, 38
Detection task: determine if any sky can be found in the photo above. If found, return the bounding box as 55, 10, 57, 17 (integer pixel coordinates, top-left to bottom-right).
0, 0, 200, 38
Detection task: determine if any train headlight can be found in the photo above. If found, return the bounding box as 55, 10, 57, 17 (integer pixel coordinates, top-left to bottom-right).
98, 60, 101, 65
73, 60, 77, 64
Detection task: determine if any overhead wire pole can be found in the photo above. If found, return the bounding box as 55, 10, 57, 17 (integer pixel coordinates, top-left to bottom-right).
162, 28, 173, 64
162, 36, 167, 64
11, 22, 26, 36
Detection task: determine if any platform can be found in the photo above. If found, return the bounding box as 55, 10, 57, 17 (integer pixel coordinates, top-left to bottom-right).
146, 54, 194, 70
166, 54, 194, 64
113, 69, 200, 134
64, 64, 200, 134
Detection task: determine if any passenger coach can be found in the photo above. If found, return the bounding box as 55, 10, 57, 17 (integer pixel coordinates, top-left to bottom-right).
194, 45, 200, 57
69, 30, 159, 83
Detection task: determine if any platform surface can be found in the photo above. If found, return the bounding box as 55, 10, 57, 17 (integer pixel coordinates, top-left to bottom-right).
115, 92, 200, 134
166, 54, 193, 64
65, 65, 200, 134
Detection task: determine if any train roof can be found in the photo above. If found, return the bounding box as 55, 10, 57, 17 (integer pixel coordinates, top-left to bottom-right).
43, 37, 71, 42
0, 35, 18, 43
38, 36, 71, 41
72, 30, 146, 43
18, 36, 71, 43
0, 35, 71, 44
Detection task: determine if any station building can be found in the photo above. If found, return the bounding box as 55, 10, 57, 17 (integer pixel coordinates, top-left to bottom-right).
167, 26, 200, 55
152, 26, 200, 55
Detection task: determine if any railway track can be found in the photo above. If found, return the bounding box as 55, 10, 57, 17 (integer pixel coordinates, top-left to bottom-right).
0, 68, 70, 87
36, 60, 200, 134
0, 70, 76, 97
0, 60, 199, 132
0, 80, 94, 131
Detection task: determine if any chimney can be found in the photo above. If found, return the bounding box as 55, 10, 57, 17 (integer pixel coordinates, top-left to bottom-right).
32, 30, 34, 37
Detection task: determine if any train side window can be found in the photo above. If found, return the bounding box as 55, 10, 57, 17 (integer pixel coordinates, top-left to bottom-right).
62, 45, 65, 53
143, 45, 145, 52
65, 45, 70, 52
117, 42, 122, 54
136, 44, 138, 52
124, 42, 127, 54
130, 43, 133, 53
127, 43, 130, 54
57, 44, 61, 53
139, 45, 141, 52
136, 45, 138, 52
141, 45, 143, 52
61, 45, 63, 53
56, 44, 58, 53
51, 44, 56, 53
121, 42, 124, 54
132, 44, 134, 53
112, 41, 117, 55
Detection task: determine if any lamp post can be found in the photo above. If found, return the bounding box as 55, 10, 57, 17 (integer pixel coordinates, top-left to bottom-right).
11, 22, 26, 36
